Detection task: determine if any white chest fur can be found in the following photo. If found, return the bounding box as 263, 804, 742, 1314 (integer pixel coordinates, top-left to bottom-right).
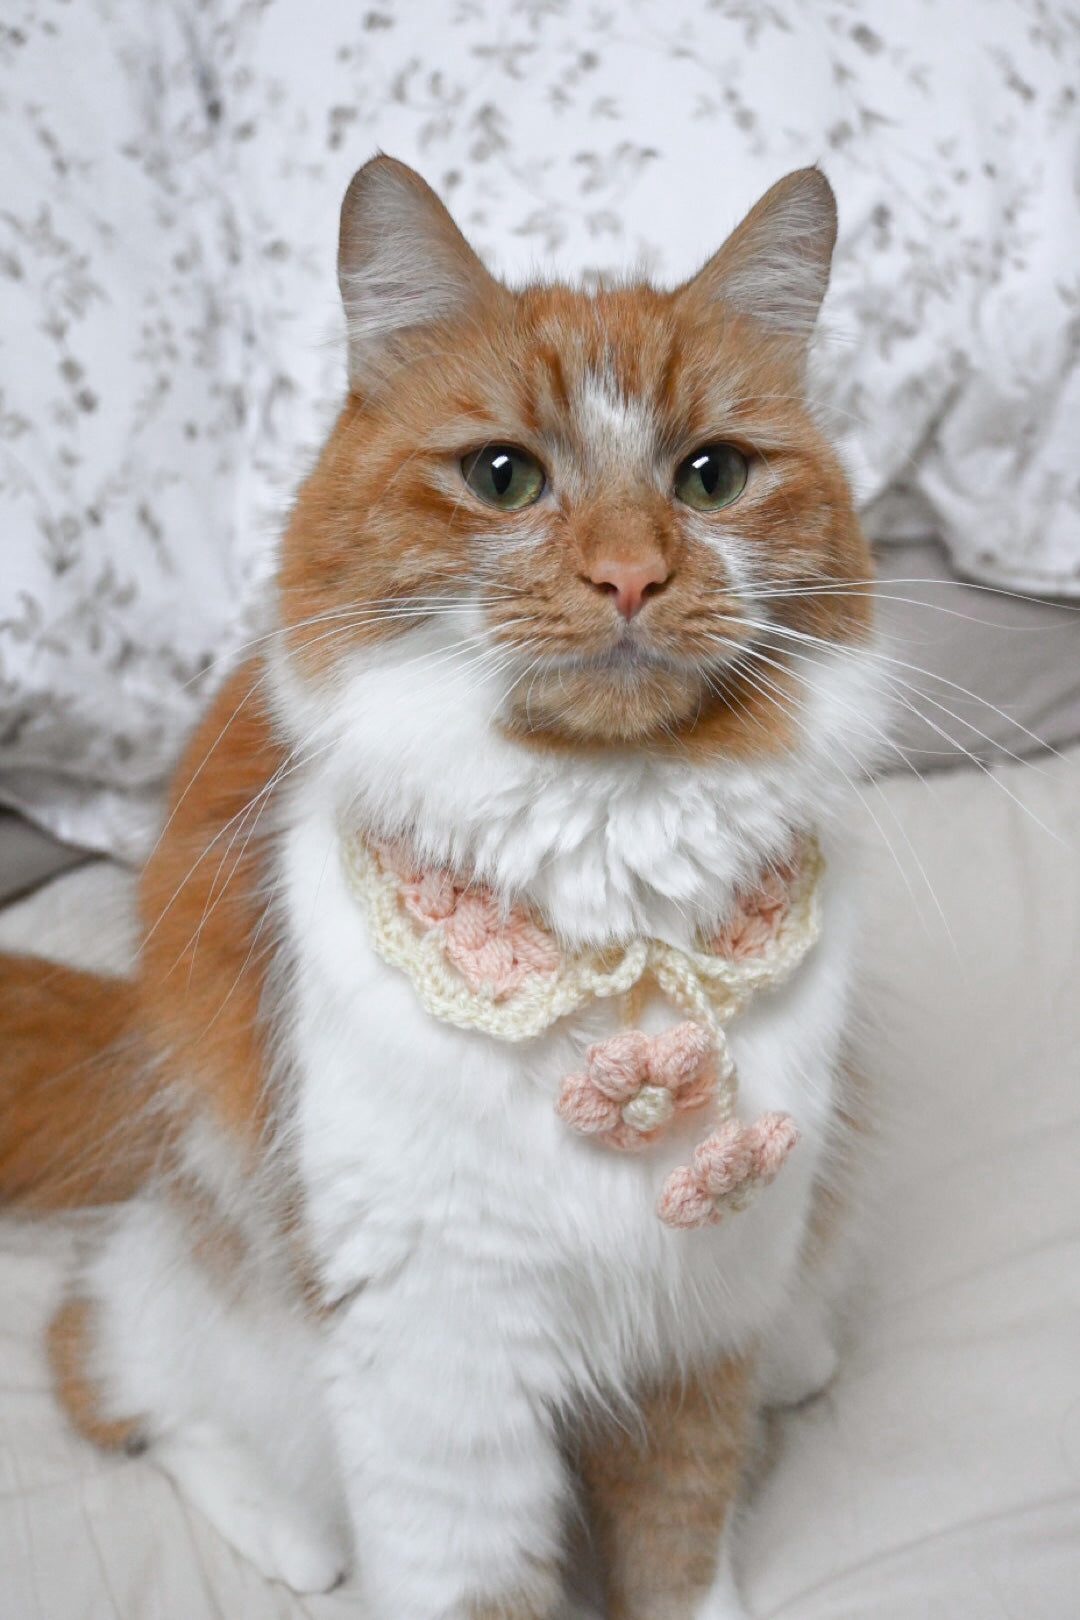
264, 636, 877, 1611
281, 790, 858, 1403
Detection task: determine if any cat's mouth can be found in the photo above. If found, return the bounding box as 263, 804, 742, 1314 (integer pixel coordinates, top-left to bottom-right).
549, 641, 687, 677
524, 624, 745, 681
498, 629, 754, 746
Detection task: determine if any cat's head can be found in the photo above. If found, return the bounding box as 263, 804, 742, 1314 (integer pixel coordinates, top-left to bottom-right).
276, 156, 874, 767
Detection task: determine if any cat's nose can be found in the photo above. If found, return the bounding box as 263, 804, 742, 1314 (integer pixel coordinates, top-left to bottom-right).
585, 556, 671, 620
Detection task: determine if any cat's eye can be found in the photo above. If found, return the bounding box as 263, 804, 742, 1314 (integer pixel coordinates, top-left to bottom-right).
461, 444, 546, 511
673, 443, 749, 512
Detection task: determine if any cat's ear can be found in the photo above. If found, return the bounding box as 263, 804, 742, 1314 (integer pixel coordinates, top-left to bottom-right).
338, 156, 504, 385
679, 168, 837, 341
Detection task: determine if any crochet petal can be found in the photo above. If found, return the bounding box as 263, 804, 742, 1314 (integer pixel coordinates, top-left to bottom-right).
690, 1121, 756, 1196
656, 1166, 717, 1229
586, 1031, 651, 1101
555, 1071, 621, 1135
603, 1119, 654, 1153
674, 1056, 718, 1113
646, 1021, 713, 1093
510, 916, 562, 975
747, 1112, 799, 1179
446, 894, 496, 952
412, 869, 459, 921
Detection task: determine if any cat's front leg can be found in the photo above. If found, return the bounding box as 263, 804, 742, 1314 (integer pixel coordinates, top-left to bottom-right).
326, 1297, 567, 1620
577, 1354, 754, 1620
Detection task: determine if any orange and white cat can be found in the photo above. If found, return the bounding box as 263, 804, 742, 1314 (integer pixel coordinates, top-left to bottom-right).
0, 157, 888, 1619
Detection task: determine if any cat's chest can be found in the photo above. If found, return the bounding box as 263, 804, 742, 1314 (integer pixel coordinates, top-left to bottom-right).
279, 803, 856, 1384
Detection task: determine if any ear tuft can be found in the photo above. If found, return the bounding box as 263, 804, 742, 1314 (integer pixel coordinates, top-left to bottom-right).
681, 168, 838, 340
337, 156, 502, 384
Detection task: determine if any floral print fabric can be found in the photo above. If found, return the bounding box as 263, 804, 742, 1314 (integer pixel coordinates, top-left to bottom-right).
2, 0, 1078, 856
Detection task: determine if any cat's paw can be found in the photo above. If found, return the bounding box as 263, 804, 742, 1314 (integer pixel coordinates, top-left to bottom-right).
155, 1425, 350, 1593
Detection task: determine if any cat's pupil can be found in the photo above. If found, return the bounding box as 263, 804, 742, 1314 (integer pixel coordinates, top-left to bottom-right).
461, 443, 545, 510
694, 452, 719, 496
490, 453, 513, 496
673, 442, 748, 511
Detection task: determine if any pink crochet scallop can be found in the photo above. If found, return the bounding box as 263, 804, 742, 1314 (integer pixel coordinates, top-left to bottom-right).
556, 1022, 716, 1152
375, 839, 561, 998
708, 854, 796, 959
656, 1113, 799, 1229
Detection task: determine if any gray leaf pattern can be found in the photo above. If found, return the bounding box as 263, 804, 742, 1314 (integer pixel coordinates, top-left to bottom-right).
1, 0, 1078, 857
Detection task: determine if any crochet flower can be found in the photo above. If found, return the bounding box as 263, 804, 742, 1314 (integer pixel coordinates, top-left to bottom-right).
376, 840, 561, 998
656, 1113, 799, 1229
708, 856, 795, 959
556, 1023, 719, 1152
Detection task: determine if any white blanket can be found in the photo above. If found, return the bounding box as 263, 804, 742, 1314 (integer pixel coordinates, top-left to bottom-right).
1, 749, 1078, 1617
2, 0, 1079, 859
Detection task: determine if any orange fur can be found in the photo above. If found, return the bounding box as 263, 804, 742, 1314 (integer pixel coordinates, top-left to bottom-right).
136, 660, 286, 1150
0, 955, 153, 1209
577, 1355, 753, 1620
0, 662, 286, 1211
466, 1598, 557, 1620
47, 1297, 144, 1452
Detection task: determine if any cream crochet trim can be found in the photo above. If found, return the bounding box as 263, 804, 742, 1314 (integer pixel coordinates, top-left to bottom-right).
338, 829, 824, 1056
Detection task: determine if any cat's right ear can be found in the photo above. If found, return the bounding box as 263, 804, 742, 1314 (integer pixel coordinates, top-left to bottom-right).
338, 156, 504, 387
677, 168, 838, 343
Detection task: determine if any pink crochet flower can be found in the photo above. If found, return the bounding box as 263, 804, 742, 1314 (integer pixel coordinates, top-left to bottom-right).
709, 852, 797, 959
556, 1022, 717, 1152
656, 1113, 799, 1228
376, 840, 561, 998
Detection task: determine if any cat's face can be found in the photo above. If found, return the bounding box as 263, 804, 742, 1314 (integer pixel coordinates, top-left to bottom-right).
278, 159, 872, 759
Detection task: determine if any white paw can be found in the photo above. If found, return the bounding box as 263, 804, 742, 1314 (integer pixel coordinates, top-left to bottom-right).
155, 1426, 350, 1593
756, 1317, 839, 1409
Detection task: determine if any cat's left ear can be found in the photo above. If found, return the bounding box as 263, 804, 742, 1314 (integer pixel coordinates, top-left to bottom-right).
678, 168, 837, 342
338, 155, 506, 386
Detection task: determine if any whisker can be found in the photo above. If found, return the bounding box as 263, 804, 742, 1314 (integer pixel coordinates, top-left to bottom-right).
731, 611, 1066, 766
720, 649, 959, 953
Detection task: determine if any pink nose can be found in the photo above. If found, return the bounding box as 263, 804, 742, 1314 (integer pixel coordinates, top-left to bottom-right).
586, 556, 671, 620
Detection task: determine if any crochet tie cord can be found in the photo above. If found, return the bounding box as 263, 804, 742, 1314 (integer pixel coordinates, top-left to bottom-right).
338, 830, 824, 1229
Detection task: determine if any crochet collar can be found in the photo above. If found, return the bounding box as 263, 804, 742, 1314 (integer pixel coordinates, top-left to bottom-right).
339, 827, 824, 1229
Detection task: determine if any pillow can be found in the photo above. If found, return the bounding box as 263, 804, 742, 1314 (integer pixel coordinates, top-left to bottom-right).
873, 538, 1080, 774
0, 3, 276, 859
2, 0, 1078, 858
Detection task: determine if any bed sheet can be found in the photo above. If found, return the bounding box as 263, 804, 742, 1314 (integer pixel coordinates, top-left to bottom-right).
1, 750, 1078, 1618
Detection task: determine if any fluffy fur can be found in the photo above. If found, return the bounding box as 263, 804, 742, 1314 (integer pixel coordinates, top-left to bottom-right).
0, 157, 890, 1619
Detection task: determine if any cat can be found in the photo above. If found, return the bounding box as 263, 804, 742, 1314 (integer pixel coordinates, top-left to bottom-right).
0, 156, 889, 1619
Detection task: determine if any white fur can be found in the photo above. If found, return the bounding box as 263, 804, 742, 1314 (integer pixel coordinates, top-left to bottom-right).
575, 368, 657, 475
268, 615, 889, 948
79, 608, 889, 1615
269, 616, 882, 1612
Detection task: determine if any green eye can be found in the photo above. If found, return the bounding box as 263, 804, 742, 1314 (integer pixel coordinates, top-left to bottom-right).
461, 444, 546, 510
674, 443, 749, 512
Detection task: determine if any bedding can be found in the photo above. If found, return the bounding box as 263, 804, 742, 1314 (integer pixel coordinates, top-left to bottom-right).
1, 747, 1077, 1618
0, 810, 86, 907
2, 0, 1080, 861
873, 538, 1080, 771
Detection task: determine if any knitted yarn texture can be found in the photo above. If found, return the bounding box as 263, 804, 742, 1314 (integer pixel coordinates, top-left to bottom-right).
338, 829, 824, 1228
